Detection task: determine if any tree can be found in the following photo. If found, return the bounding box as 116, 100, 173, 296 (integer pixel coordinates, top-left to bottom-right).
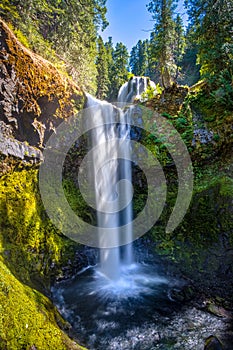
173, 14, 186, 80
96, 36, 109, 100
178, 26, 200, 86
0, 0, 108, 93
104, 36, 115, 99
185, 0, 232, 79
185, 0, 233, 106
108, 42, 129, 100
147, 0, 177, 88
129, 40, 150, 77
129, 45, 140, 76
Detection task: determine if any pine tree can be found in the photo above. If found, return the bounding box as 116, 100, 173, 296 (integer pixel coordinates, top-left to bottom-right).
0, 0, 108, 93
129, 45, 140, 76
147, 0, 177, 88
96, 36, 110, 100
185, 0, 233, 106
185, 0, 232, 80
109, 42, 129, 100
140, 40, 150, 76
104, 37, 115, 99
174, 14, 186, 80
177, 24, 200, 86
129, 40, 150, 77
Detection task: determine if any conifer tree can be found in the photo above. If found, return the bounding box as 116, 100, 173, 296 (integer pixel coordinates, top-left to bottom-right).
0, 0, 108, 93
174, 14, 186, 80
129, 40, 150, 77
147, 0, 177, 88
109, 42, 129, 100
185, 0, 233, 106
104, 37, 115, 99
96, 36, 110, 100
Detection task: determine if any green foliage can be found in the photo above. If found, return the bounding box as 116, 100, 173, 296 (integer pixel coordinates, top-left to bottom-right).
185, 0, 233, 98
96, 36, 110, 100
0, 0, 108, 93
141, 82, 157, 100
0, 0, 19, 20
107, 41, 129, 100
147, 0, 178, 87
155, 83, 163, 94
210, 69, 233, 109
187, 87, 233, 160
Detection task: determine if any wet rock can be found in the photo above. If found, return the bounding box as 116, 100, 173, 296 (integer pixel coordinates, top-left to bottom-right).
55, 249, 94, 282
207, 303, 233, 319
0, 121, 43, 162
169, 285, 195, 302
204, 335, 223, 350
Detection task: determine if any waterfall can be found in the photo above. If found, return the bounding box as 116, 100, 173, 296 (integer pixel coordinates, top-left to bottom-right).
86, 77, 153, 280
117, 76, 156, 104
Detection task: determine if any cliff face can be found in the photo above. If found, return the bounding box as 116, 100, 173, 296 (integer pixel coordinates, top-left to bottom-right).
0, 20, 86, 349
0, 19, 85, 163
142, 83, 233, 302
145, 82, 233, 163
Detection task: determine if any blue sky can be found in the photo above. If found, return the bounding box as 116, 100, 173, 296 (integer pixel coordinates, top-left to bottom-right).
101, 0, 188, 52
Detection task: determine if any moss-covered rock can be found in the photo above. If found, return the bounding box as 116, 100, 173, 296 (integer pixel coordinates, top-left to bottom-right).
0, 260, 85, 350
144, 82, 233, 164
147, 159, 233, 302
140, 84, 233, 302
0, 19, 85, 157
0, 167, 81, 288
0, 19, 87, 349
145, 83, 189, 116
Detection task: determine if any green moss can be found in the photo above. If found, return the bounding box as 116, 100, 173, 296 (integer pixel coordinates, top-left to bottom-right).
188, 88, 233, 159
0, 1, 19, 21
63, 178, 94, 224
0, 167, 79, 288
0, 260, 85, 350
0, 164, 89, 349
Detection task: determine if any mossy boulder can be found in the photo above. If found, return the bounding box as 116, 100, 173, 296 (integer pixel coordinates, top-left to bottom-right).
0, 167, 84, 289
0, 260, 85, 350
0, 162, 90, 349
144, 82, 233, 163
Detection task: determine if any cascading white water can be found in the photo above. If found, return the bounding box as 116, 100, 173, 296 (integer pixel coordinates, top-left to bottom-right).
52, 77, 184, 350
117, 76, 156, 104
87, 77, 153, 280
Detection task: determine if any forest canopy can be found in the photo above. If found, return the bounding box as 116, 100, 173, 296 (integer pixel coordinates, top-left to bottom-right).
0, 0, 232, 105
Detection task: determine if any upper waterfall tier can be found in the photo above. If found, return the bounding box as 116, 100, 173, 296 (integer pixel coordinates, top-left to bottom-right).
118, 76, 156, 104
